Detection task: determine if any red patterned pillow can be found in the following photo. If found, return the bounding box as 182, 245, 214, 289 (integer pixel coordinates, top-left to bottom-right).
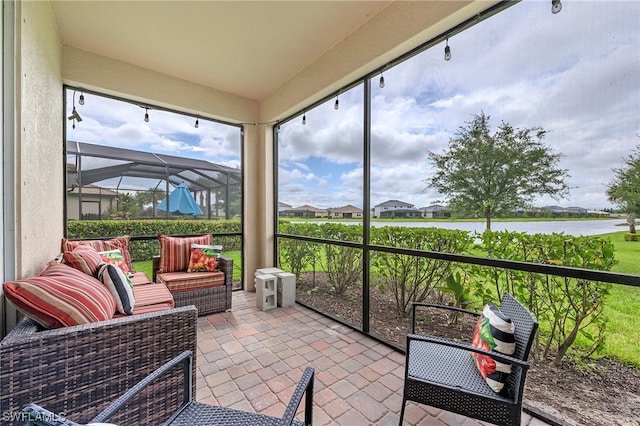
187, 244, 221, 272
157, 234, 212, 273
98, 249, 130, 275
61, 236, 133, 271
62, 245, 103, 275
3, 263, 117, 329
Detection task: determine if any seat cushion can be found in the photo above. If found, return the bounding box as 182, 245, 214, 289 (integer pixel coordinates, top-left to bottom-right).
471, 302, 516, 393
130, 271, 153, 286
157, 234, 212, 274
157, 271, 224, 293
132, 282, 175, 308
3, 262, 116, 329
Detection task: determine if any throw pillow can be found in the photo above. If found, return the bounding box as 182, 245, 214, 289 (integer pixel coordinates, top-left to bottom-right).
187, 244, 222, 272
471, 302, 516, 394
98, 249, 130, 275
3, 263, 116, 329
62, 245, 103, 276
95, 263, 135, 315
61, 236, 133, 272
157, 234, 212, 273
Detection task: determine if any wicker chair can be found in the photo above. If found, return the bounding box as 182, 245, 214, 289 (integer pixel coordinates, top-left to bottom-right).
152, 255, 233, 316
21, 350, 315, 426
399, 293, 538, 426
1, 306, 197, 426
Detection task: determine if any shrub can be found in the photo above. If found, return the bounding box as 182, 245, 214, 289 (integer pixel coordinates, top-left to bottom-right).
624, 233, 640, 242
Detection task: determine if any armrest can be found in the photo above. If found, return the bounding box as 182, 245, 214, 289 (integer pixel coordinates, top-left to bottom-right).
406, 333, 530, 369
411, 302, 480, 333
280, 367, 315, 426
218, 255, 233, 288
91, 351, 193, 423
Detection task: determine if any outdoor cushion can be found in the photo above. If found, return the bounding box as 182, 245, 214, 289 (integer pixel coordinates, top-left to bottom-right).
96, 263, 135, 315
61, 236, 133, 272
132, 282, 175, 307
471, 302, 516, 393
187, 244, 222, 272
3, 262, 116, 329
130, 271, 153, 286
157, 271, 224, 293
62, 245, 103, 276
157, 234, 212, 274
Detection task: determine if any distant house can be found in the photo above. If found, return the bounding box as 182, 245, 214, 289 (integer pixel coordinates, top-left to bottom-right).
279, 204, 328, 218
67, 185, 119, 220
419, 204, 451, 218
373, 199, 421, 218
278, 201, 292, 212
329, 204, 363, 219
541, 206, 589, 217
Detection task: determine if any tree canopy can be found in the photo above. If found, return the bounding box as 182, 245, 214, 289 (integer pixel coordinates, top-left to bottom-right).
607, 146, 640, 233
427, 112, 570, 229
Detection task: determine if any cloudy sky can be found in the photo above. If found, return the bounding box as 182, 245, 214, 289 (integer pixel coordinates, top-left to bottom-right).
278, 0, 640, 210
67, 1, 639, 210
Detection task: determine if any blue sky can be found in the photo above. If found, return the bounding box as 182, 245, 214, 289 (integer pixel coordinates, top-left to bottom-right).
66, 1, 639, 210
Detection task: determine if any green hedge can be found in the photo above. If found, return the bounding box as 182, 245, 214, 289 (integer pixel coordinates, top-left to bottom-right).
624, 233, 640, 242
67, 219, 241, 261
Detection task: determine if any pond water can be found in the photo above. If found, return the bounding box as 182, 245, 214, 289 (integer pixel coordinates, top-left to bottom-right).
311, 219, 627, 237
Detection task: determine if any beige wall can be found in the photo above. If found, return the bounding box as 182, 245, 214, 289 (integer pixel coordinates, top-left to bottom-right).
17, 1, 63, 276
2, 0, 64, 332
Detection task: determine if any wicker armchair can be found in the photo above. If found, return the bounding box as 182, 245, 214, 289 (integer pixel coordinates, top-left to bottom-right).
152, 255, 233, 316
399, 293, 538, 426
21, 350, 315, 426
1, 306, 197, 425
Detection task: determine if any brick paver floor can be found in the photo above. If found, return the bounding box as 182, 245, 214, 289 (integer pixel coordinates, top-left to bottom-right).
195, 291, 550, 426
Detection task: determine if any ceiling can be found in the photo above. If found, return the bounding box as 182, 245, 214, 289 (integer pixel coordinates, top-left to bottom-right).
50, 1, 393, 102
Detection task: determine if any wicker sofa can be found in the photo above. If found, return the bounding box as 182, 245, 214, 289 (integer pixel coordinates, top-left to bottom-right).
0, 305, 197, 425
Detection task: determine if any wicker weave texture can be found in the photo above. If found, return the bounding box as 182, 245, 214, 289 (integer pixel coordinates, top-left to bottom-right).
165, 403, 306, 426
0, 306, 197, 425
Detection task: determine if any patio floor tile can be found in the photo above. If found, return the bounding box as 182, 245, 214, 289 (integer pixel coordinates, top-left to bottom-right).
195, 291, 552, 426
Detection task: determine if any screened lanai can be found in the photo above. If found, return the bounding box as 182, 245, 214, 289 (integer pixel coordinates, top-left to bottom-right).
66, 140, 241, 220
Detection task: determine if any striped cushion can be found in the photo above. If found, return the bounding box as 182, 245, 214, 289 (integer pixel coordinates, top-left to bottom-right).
471, 302, 516, 394
3, 263, 117, 329
130, 271, 153, 286
62, 245, 103, 275
157, 271, 225, 293
113, 302, 174, 317
132, 283, 175, 308
61, 236, 133, 272
96, 263, 135, 315
157, 234, 212, 274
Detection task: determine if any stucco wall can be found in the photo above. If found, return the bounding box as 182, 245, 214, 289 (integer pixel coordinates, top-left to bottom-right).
17, 1, 63, 277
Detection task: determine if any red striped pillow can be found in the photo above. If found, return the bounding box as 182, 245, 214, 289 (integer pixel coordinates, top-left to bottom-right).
3, 263, 117, 329
62, 245, 103, 275
61, 236, 133, 271
157, 234, 212, 274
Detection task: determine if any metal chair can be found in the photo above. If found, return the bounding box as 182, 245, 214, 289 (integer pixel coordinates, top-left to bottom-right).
22, 350, 315, 426
399, 293, 538, 426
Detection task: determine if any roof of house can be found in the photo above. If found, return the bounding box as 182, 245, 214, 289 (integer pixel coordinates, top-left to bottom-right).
290, 204, 327, 213
331, 204, 362, 213
68, 184, 120, 197
374, 199, 415, 208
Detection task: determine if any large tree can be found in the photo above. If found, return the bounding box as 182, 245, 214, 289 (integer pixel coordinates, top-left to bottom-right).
607, 146, 640, 234
428, 112, 570, 229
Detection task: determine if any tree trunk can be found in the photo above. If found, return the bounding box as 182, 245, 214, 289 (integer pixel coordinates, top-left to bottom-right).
627, 213, 636, 234
486, 214, 492, 231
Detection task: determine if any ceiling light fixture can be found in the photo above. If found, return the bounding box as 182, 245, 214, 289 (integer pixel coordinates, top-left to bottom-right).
195, 118, 199, 128
552, 0, 562, 14
444, 38, 451, 61
144, 108, 150, 123
379, 72, 385, 89
334, 94, 339, 110
78, 93, 85, 105
302, 112, 306, 125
